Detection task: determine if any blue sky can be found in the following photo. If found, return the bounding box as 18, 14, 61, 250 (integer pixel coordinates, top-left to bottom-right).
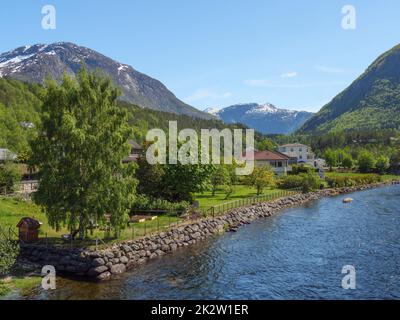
1, 0, 400, 112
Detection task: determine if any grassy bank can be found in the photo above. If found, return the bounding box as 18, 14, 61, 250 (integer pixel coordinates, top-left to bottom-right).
0, 196, 182, 246
0, 276, 41, 298
1, 172, 398, 247
195, 185, 280, 207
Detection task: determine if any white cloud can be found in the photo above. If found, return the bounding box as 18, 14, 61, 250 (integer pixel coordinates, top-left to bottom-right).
315, 65, 348, 74
185, 89, 232, 102
280, 71, 298, 78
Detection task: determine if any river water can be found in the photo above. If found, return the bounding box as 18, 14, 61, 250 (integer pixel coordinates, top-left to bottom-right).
27, 185, 400, 299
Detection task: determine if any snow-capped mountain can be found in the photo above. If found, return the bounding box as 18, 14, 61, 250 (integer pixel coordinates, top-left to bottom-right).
205, 103, 314, 134
0, 42, 212, 119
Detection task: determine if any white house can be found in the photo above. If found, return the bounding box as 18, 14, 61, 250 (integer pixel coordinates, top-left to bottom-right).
278, 143, 316, 167
0, 148, 17, 162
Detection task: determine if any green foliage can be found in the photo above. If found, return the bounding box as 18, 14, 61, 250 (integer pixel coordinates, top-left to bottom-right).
358, 150, 376, 173
0, 162, 21, 194
277, 175, 304, 189
326, 174, 382, 188
375, 155, 390, 174
210, 164, 231, 196
135, 153, 165, 198
324, 148, 338, 170
299, 44, 400, 133
135, 152, 214, 203
390, 149, 400, 172
300, 172, 322, 193
342, 156, 354, 169
290, 164, 314, 175
161, 161, 214, 202
0, 229, 19, 276
0, 78, 42, 153
132, 194, 189, 212
279, 172, 321, 193
244, 165, 275, 196
30, 68, 137, 238
257, 138, 276, 151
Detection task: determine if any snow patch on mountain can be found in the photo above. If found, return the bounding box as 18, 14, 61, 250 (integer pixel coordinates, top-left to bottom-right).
204, 102, 314, 134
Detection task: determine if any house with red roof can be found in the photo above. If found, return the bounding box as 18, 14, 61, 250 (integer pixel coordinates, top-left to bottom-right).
248, 150, 292, 175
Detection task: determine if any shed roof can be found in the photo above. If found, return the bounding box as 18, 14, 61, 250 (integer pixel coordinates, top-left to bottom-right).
17, 217, 41, 229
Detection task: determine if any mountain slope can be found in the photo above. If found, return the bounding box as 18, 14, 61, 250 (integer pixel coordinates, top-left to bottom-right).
300, 44, 400, 133
205, 103, 313, 134
0, 42, 212, 119
0, 77, 264, 153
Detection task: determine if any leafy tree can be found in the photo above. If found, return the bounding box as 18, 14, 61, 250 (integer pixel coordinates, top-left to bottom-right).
342, 155, 354, 170
375, 155, 390, 174
299, 172, 322, 193
0, 162, 21, 195
135, 153, 165, 198
30, 68, 137, 239
390, 149, 400, 172
161, 161, 214, 202
244, 165, 275, 196
358, 150, 376, 173
209, 165, 230, 196
257, 138, 275, 151
324, 149, 337, 171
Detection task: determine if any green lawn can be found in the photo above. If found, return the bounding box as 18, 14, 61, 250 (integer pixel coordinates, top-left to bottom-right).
195, 185, 280, 207
0, 196, 181, 246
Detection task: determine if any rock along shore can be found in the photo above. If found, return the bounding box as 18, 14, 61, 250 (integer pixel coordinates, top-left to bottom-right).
19, 180, 400, 281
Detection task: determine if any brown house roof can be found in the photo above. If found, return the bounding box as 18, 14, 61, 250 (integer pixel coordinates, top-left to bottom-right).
17, 217, 41, 229
248, 150, 291, 161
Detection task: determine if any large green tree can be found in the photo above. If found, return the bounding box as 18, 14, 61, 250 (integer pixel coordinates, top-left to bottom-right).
358, 150, 376, 173
31, 68, 137, 238
244, 165, 275, 196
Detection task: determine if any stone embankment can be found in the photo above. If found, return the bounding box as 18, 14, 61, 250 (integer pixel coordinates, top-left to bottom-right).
19, 180, 400, 280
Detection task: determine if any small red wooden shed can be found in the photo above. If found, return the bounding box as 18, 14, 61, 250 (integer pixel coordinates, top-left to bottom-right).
16, 217, 41, 243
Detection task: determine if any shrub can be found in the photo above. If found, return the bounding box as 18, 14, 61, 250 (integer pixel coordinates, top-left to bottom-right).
0, 231, 20, 276
132, 194, 190, 213
300, 172, 322, 193
278, 172, 322, 193
277, 175, 304, 189
0, 163, 21, 194
326, 174, 382, 188
290, 164, 314, 175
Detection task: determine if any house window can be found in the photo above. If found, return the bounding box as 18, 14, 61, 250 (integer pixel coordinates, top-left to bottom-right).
290, 148, 294, 152
277, 161, 282, 167
299, 155, 303, 159
299, 148, 302, 152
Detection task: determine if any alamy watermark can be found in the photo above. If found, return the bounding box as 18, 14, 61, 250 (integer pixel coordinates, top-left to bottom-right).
341, 5, 356, 30
145, 121, 255, 175
42, 5, 56, 30
341, 265, 356, 290
41, 265, 56, 290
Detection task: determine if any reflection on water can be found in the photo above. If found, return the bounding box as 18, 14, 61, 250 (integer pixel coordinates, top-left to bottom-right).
25, 185, 400, 299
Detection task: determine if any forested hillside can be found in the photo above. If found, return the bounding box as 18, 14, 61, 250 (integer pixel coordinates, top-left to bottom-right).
299, 44, 400, 133
0, 78, 262, 154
